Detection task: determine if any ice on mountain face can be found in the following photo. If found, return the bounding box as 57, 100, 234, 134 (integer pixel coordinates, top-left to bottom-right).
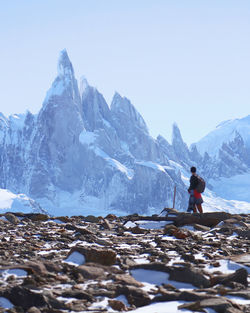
79, 131, 97, 146
135, 161, 166, 173
93, 147, 134, 180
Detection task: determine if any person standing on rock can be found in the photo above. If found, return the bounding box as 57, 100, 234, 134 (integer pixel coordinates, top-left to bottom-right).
187, 166, 203, 213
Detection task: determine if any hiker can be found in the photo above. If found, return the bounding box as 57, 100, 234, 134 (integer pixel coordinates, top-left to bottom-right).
187, 166, 203, 213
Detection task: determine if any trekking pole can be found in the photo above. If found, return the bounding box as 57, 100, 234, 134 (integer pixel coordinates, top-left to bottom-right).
172, 185, 176, 209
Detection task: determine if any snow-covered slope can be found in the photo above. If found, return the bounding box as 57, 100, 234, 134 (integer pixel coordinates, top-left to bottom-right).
191, 116, 250, 205
0, 189, 46, 214
195, 115, 250, 157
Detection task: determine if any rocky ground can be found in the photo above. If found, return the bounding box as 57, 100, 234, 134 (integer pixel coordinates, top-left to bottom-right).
0, 209, 249, 313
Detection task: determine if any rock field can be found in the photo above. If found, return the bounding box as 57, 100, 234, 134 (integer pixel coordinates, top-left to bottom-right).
0, 209, 249, 313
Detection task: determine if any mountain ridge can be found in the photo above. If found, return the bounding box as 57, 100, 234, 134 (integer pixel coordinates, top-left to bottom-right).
0, 49, 249, 215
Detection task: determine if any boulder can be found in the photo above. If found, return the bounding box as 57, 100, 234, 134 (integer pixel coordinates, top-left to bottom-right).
168, 266, 210, 288
114, 274, 144, 287
116, 285, 150, 307
26, 213, 49, 221
84, 215, 100, 223
70, 247, 116, 266
108, 299, 127, 311
211, 268, 248, 287
3, 286, 48, 310
76, 265, 106, 279
5, 213, 20, 224
178, 297, 242, 313
175, 212, 231, 228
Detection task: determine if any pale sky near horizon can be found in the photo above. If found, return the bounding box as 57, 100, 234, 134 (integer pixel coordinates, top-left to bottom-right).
0, 0, 249, 145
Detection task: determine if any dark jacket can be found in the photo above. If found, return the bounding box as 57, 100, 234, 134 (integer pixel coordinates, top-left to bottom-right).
188, 174, 199, 192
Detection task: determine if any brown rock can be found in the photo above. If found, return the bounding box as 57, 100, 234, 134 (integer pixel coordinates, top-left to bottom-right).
71, 247, 116, 266
211, 268, 248, 287
61, 289, 94, 302
163, 224, 178, 235
105, 214, 117, 221
77, 265, 106, 279
169, 266, 210, 288
102, 218, 112, 230
114, 274, 144, 287
172, 229, 190, 239
108, 299, 126, 311
84, 215, 100, 223
3, 286, 48, 310
27, 213, 49, 221
178, 297, 234, 312
131, 225, 147, 234
175, 212, 231, 228
117, 285, 150, 307
5, 213, 20, 224
193, 224, 210, 231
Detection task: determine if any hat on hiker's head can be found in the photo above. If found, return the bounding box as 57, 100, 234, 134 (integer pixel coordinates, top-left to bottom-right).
190, 166, 196, 173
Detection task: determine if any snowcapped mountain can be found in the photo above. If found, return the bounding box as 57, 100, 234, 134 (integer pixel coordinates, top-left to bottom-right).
195, 116, 250, 157
0, 50, 187, 216
0, 50, 249, 215
191, 116, 250, 204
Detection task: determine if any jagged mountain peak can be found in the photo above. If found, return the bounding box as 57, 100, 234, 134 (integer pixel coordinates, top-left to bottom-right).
172, 123, 184, 145
171, 123, 191, 164
79, 76, 90, 96
111, 92, 148, 133
57, 49, 74, 78
42, 50, 80, 106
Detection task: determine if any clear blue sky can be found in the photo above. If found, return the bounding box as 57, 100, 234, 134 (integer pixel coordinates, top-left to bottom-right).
0, 0, 249, 145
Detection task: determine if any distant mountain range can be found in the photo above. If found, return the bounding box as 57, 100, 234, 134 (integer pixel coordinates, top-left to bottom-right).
0, 50, 249, 215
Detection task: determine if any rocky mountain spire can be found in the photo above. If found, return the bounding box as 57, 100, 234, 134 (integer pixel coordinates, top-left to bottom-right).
111, 92, 148, 134
171, 123, 190, 164
43, 49, 81, 107
80, 77, 111, 132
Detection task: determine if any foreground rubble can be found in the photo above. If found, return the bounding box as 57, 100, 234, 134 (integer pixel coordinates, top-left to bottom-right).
0, 209, 249, 313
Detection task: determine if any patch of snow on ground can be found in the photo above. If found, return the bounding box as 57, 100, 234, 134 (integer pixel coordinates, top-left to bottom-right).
205, 259, 250, 274
89, 297, 116, 312
64, 251, 86, 266
124, 301, 188, 313
130, 269, 195, 290
136, 220, 173, 229
115, 294, 129, 306
0, 269, 27, 280
226, 296, 250, 305
124, 221, 137, 228
0, 297, 14, 309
